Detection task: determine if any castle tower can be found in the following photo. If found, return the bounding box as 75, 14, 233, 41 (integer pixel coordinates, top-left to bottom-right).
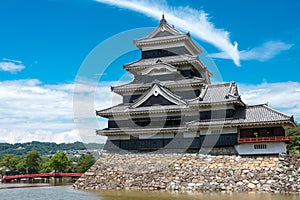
96, 16, 295, 155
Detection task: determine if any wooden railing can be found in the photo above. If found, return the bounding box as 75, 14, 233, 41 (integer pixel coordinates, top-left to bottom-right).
1, 173, 82, 182
238, 136, 292, 144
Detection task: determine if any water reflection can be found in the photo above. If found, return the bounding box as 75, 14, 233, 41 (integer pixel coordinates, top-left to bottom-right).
0, 184, 299, 200
97, 190, 300, 200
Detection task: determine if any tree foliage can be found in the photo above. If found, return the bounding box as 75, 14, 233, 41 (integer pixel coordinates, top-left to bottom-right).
287, 123, 300, 155
76, 154, 96, 173
0, 149, 97, 175
49, 152, 71, 172
0, 154, 20, 172
24, 150, 41, 173
0, 141, 104, 157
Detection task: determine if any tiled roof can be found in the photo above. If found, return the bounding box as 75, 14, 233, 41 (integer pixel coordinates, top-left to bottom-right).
96, 126, 187, 136
97, 82, 244, 116
112, 78, 204, 93
134, 34, 189, 46
189, 82, 241, 105
134, 34, 202, 54
235, 104, 294, 124
123, 54, 199, 69
145, 15, 183, 39
96, 104, 187, 116
188, 104, 295, 128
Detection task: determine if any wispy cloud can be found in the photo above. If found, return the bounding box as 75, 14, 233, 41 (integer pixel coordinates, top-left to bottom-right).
210, 41, 294, 62
95, 0, 240, 66
238, 81, 300, 121
0, 58, 25, 73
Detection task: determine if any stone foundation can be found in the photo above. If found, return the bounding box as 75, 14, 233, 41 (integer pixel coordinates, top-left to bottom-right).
74, 153, 300, 193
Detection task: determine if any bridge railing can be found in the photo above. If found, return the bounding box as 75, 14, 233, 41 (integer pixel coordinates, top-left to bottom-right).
1, 172, 82, 182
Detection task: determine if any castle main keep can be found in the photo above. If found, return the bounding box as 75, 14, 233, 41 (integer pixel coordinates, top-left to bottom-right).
96, 16, 295, 155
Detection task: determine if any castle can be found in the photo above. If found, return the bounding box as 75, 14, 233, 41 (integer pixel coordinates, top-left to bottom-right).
96, 16, 295, 155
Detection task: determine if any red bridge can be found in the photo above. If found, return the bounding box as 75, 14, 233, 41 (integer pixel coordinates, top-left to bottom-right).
1, 173, 82, 183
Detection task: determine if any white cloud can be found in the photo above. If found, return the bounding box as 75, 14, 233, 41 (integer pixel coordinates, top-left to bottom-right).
0, 58, 25, 73
95, 0, 240, 66
0, 129, 78, 144
210, 41, 293, 62
2, 58, 22, 64
0, 79, 119, 144
238, 82, 300, 121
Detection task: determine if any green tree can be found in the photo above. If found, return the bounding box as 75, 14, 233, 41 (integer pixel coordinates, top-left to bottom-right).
24, 150, 41, 173
39, 157, 52, 173
287, 123, 300, 154
76, 154, 96, 173
16, 159, 27, 174
49, 152, 71, 172
0, 154, 21, 172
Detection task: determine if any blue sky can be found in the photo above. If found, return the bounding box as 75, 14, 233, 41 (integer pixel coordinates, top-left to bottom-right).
0, 0, 299, 143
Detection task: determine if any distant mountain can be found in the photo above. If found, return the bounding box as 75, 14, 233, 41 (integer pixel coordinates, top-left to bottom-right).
0, 141, 104, 157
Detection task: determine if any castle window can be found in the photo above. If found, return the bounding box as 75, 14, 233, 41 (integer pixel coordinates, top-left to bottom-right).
199, 109, 235, 120
254, 144, 267, 149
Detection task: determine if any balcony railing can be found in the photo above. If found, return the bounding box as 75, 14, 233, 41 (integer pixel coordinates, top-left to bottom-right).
238, 136, 292, 144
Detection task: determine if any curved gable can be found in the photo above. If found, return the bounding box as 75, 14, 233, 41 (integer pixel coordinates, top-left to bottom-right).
131, 83, 186, 108
140, 62, 178, 76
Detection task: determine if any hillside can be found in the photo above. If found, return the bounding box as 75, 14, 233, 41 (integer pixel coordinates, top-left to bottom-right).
0, 141, 104, 157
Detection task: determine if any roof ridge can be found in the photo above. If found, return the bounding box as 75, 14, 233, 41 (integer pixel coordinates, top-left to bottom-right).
246, 104, 292, 119
96, 103, 124, 113
148, 14, 183, 38
208, 82, 233, 88
135, 34, 187, 43
111, 81, 135, 90
246, 103, 268, 108
123, 59, 142, 67
263, 104, 293, 119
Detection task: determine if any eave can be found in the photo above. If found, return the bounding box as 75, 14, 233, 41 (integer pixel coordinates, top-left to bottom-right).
96, 100, 244, 118
112, 79, 204, 95
96, 126, 187, 136
134, 35, 202, 55
188, 119, 296, 129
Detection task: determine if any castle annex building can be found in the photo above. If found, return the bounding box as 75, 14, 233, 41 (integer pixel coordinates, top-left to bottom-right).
96, 16, 296, 155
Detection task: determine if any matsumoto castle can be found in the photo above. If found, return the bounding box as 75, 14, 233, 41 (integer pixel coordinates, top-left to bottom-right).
96, 16, 296, 155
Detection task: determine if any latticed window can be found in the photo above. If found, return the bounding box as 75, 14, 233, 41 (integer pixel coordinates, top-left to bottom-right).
254, 144, 267, 149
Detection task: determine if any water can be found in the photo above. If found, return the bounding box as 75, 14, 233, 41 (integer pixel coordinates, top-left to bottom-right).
0, 184, 299, 200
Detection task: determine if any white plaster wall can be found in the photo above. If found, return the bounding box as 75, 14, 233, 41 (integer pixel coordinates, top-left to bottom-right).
235, 142, 287, 155
163, 133, 175, 138
183, 132, 199, 138
108, 135, 130, 140
200, 127, 238, 135
139, 133, 171, 139
142, 41, 195, 54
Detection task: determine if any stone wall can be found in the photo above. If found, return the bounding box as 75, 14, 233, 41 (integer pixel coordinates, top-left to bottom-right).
74, 153, 300, 193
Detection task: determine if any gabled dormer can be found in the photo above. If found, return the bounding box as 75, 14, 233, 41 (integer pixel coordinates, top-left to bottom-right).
131, 81, 186, 108
139, 61, 178, 76
147, 14, 183, 38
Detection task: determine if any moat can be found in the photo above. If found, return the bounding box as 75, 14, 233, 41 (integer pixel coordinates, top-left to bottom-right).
0, 184, 299, 200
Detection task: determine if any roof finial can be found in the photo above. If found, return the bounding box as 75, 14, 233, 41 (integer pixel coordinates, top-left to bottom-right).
160, 13, 167, 24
